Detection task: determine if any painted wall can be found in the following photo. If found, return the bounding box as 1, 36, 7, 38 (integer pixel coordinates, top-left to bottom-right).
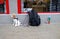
0, 0, 60, 25
9, 0, 18, 14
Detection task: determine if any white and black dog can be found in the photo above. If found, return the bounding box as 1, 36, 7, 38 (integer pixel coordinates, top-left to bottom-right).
11, 14, 22, 26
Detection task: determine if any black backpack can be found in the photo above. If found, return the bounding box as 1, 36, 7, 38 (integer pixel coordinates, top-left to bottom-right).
28, 10, 41, 26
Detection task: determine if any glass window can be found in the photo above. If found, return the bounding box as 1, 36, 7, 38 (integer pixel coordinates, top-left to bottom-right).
0, 0, 5, 14
50, 0, 60, 12
21, 0, 60, 12
22, 0, 50, 12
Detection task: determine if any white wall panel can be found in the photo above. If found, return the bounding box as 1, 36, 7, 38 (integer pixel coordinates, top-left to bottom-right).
9, 0, 18, 14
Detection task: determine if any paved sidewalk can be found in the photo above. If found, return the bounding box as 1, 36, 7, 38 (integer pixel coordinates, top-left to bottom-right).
0, 24, 60, 39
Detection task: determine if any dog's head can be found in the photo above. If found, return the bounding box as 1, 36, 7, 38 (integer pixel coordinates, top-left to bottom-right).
11, 13, 16, 19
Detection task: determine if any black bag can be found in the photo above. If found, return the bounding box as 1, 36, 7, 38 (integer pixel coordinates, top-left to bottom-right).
28, 10, 41, 26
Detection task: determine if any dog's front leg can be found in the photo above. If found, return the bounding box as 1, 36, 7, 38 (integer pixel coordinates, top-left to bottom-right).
15, 19, 18, 26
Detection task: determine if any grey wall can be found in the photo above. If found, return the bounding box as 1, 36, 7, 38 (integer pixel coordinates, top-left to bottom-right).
0, 0, 60, 25
0, 14, 60, 25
